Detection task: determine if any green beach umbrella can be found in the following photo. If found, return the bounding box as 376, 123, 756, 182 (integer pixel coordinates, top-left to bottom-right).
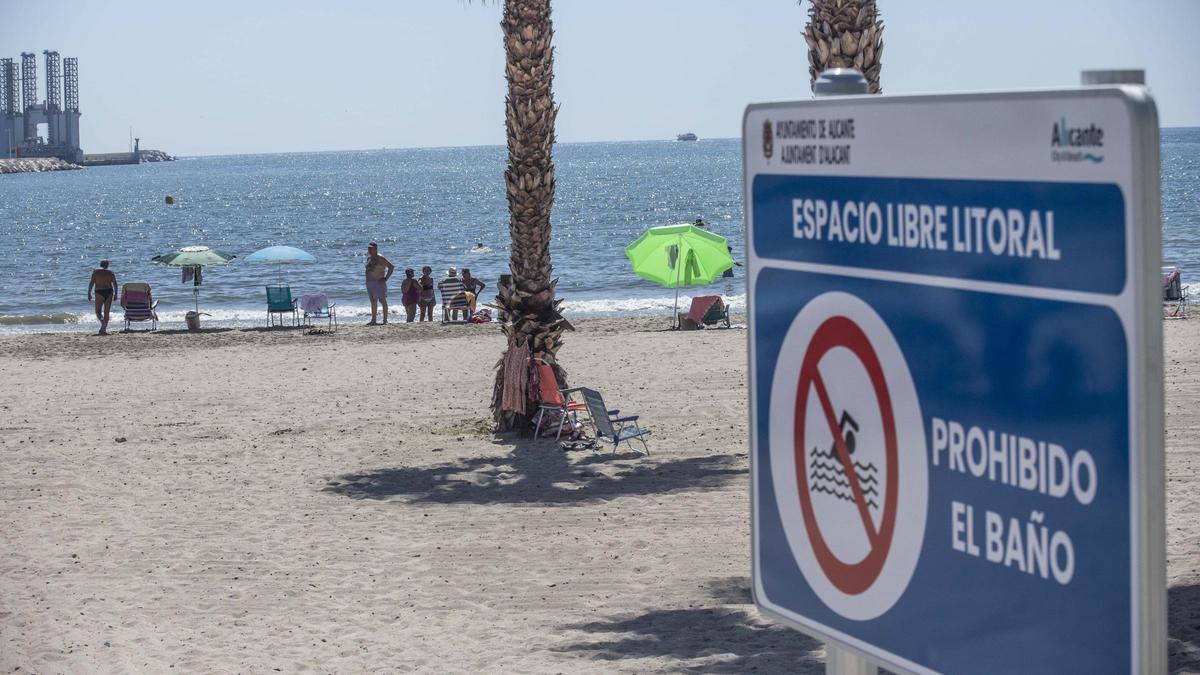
151, 246, 237, 268
151, 245, 237, 314
625, 224, 734, 328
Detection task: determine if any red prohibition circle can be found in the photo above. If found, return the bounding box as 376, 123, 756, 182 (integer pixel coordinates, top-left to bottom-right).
794, 316, 899, 596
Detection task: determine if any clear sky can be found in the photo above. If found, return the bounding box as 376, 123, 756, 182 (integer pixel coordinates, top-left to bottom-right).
3, 0, 1197, 155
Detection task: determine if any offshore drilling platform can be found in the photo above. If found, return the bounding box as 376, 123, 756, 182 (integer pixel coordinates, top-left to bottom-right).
1, 50, 83, 161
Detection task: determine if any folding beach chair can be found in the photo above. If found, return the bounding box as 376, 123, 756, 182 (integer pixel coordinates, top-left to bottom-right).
266, 285, 299, 327
688, 295, 731, 328
578, 387, 651, 455
530, 359, 586, 440
1163, 267, 1189, 319
300, 293, 337, 332
120, 282, 159, 331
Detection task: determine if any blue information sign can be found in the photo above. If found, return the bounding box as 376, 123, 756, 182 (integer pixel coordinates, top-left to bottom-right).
746, 90, 1164, 674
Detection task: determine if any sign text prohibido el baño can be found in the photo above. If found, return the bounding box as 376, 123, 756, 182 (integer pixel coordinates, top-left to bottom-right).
745, 88, 1165, 674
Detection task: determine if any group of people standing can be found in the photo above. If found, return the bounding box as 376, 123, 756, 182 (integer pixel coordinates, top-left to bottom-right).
364, 242, 486, 325
81, 242, 489, 334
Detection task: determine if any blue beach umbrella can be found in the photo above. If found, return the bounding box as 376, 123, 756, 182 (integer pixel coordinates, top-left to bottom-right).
244, 245, 317, 283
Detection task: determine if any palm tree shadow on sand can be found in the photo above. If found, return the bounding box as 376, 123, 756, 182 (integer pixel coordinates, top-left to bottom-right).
554, 576, 824, 673
553, 577, 1200, 673
322, 437, 745, 505
1170, 583, 1200, 673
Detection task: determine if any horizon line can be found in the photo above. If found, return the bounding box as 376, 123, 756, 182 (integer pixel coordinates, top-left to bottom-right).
168, 136, 740, 160
141, 125, 1199, 160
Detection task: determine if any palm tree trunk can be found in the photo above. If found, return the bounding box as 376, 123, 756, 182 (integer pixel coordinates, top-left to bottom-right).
491, 0, 567, 431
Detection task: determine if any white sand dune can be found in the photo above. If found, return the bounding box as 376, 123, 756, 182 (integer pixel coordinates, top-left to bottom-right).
0, 317, 1197, 673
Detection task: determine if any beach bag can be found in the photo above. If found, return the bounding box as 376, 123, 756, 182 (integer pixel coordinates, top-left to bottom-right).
534, 408, 588, 441
536, 408, 566, 437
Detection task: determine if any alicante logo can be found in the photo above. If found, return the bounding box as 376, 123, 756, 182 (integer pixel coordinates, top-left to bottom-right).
1051, 117, 1104, 164
763, 120, 774, 161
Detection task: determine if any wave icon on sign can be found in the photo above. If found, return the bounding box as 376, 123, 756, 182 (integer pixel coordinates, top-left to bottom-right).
808, 412, 880, 509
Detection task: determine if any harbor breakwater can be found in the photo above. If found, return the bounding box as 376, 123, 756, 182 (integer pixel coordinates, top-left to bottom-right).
1, 149, 174, 174
139, 149, 174, 162
0, 157, 82, 174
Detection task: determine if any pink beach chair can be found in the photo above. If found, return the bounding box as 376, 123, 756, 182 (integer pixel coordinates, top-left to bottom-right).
1163, 267, 1189, 319
300, 293, 337, 332
120, 282, 159, 331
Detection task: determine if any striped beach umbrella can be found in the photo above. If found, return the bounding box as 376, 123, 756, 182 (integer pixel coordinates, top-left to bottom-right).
151, 245, 236, 314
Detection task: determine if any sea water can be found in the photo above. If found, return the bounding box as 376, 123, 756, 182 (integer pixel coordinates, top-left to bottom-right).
0, 131, 1196, 331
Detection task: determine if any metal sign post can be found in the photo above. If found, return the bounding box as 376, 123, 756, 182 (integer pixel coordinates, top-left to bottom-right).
745, 86, 1164, 674
811, 68, 879, 675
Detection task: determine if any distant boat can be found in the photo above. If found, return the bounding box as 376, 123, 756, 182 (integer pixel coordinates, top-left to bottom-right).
676, 132, 698, 142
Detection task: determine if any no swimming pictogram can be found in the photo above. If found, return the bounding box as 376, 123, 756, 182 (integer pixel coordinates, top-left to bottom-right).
796, 315, 899, 596
769, 292, 927, 621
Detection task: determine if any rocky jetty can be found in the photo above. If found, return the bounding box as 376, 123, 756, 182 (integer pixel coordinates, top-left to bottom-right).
0, 157, 82, 174
138, 149, 175, 162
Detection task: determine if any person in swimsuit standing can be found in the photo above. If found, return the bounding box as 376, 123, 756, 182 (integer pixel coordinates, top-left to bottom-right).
364, 242, 395, 325
417, 265, 436, 322
460, 268, 486, 314
87, 259, 118, 335
399, 268, 420, 323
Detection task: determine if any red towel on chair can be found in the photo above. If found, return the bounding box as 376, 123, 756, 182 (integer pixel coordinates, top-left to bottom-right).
688, 295, 721, 324
537, 363, 563, 406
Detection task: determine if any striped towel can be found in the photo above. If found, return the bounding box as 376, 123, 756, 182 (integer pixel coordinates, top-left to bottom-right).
438, 278, 468, 307
501, 342, 531, 414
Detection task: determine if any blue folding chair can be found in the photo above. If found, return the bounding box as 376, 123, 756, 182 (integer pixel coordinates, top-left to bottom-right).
266, 285, 299, 327
578, 387, 651, 455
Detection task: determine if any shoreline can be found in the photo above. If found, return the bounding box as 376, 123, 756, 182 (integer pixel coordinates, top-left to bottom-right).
0, 291, 751, 333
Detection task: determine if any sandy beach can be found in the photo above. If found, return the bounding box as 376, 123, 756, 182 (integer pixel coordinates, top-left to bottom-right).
0, 317, 1197, 673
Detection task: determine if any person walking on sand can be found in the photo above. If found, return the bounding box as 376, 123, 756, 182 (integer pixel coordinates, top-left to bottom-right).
364, 242, 395, 325
400, 268, 420, 323
87, 259, 118, 335
417, 265, 436, 322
